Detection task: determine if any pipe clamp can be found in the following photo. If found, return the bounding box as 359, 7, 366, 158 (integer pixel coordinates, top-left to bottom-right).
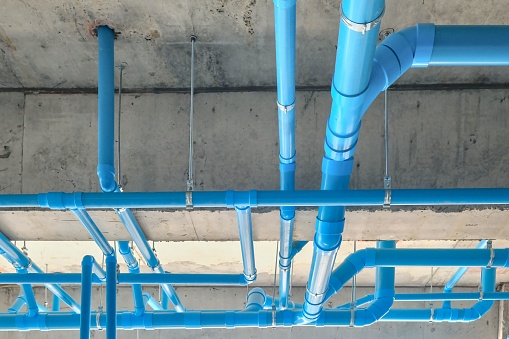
383, 176, 392, 208
341, 7, 384, 35
487, 247, 495, 268
277, 101, 295, 113
186, 191, 193, 210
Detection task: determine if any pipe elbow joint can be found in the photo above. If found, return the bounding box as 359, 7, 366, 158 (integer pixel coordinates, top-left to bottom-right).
97, 164, 117, 193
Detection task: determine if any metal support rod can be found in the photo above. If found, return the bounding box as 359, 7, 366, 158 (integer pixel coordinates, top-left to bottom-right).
187, 35, 196, 191
116, 63, 126, 187
80, 256, 94, 339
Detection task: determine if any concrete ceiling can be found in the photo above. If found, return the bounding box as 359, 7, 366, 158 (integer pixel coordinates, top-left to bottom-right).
1, 0, 509, 89
1, 0, 509, 289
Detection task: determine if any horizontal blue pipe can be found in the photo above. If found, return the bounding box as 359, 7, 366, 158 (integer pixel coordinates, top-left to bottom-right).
325, 248, 509, 301
341, 291, 509, 306
97, 25, 117, 193
430, 26, 509, 66
0, 273, 249, 285
11, 188, 508, 210
0, 301, 501, 331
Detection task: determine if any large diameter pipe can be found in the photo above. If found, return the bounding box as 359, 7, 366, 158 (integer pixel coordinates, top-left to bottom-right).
80, 256, 94, 339
235, 207, 257, 282
96, 25, 117, 193
430, 26, 509, 66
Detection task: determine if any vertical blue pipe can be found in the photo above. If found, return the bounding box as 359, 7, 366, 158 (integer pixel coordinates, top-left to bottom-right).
52, 294, 60, 312
443, 240, 488, 308
303, 0, 384, 322
80, 256, 94, 339
18, 270, 38, 318
118, 241, 145, 316
97, 25, 117, 193
162, 291, 169, 310
235, 207, 257, 282
106, 254, 117, 339
273, 0, 297, 310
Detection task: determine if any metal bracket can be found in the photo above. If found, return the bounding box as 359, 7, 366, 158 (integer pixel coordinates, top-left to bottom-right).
186, 191, 193, 210
340, 6, 385, 35
277, 101, 295, 114
383, 175, 392, 208
487, 241, 494, 268
349, 303, 355, 327
96, 306, 104, 330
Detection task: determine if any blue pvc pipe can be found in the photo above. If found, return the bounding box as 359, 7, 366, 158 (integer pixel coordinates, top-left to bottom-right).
19, 278, 38, 317
445, 240, 488, 292
5, 188, 509, 209
274, 0, 297, 304
143, 293, 163, 311
235, 207, 257, 282
80, 256, 94, 339
0, 232, 81, 313
245, 288, 266, 311
106, 255, 117, 339
0, 273, 250, 285
118, 241, 145, 316
116, 209, 184, 312
430, 26, 509, 66
8, 296, 26, 314
97, 26, 117, 193
73, 209, 115, 257
161, 291, 169, 310
52, 294, 60, 312
443, 240, 488, 308
326, 248, 508, 302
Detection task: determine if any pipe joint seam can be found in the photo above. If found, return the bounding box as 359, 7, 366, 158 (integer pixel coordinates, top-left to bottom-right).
226, 190, 258, 208
279, 162, 296, 172
413, 23, 435, 68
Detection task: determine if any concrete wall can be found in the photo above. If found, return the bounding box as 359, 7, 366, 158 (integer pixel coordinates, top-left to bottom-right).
2, 88, 509, 194
0, 285, 500, 339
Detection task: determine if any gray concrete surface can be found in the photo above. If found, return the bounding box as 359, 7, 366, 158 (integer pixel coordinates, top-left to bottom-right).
0, 285, 500, 338
9, 88, 509, 194
1, 0, 509, 89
